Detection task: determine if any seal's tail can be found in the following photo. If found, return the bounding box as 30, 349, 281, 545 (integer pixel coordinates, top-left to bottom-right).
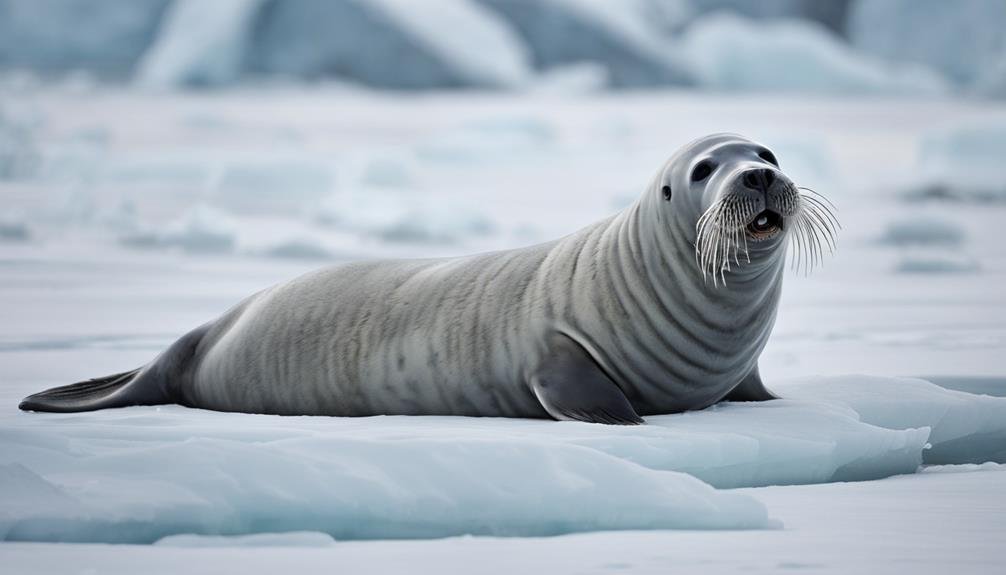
18, 368, 166, 412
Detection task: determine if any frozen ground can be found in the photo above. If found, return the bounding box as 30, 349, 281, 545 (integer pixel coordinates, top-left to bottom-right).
1, 85, 1005, 572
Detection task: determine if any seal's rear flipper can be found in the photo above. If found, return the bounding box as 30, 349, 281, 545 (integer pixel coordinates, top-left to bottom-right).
531, 334, 644, 425
20, 322, 213, 413
18, 368, 162, 412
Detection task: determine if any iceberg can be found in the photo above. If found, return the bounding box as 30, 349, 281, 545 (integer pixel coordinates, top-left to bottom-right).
848, 0, 1006, 94
137, 0, 265, 87
0, 0, 169, 78
476, 0, 695, 87
679, 13, 949, 95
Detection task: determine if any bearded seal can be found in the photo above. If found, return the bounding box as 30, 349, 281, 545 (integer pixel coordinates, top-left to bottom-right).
20, 134, 837, 424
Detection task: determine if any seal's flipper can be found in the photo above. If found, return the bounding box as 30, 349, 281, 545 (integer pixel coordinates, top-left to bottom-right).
19, 322, 211, 413
531, 334, 643, 425
722, 365, 778, 402
18, 368, 157, 412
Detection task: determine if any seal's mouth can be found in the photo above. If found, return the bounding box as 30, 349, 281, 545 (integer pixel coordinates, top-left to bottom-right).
746, 210, 783, 241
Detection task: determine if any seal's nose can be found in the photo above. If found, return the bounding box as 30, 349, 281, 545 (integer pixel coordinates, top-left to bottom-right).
742, 168, 775, 193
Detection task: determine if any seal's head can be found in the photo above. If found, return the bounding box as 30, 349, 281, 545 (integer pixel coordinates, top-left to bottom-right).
655, 133, 837, 285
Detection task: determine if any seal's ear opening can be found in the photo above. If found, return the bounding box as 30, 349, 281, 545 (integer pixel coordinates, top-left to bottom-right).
662, 185, 672, 201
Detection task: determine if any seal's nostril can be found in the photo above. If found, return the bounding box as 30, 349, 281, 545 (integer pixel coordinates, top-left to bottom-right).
762, 169, 775, 187
742, 169, 776, 192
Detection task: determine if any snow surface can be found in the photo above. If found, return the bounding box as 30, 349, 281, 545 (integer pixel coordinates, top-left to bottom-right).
1, 86, 1005, 571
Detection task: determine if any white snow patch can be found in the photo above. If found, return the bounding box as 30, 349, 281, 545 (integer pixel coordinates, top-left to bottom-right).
680, 13, 949, 95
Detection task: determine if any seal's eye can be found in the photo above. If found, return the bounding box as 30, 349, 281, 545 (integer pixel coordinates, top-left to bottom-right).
662, 185, 672, 201
691, 161, 714, 182
759, 150, 778, 167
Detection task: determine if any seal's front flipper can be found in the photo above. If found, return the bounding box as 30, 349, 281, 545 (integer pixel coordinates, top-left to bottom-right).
723, 365, 778, 402
530, 334, 643, 425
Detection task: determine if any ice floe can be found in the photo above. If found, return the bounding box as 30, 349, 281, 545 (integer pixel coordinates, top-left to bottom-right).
4, 375, 1004, 542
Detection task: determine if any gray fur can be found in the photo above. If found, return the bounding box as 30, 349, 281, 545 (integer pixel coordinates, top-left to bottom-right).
21, 134, 800, 424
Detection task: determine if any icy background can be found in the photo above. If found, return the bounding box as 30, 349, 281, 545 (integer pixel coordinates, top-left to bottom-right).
2, 1, 1006, 573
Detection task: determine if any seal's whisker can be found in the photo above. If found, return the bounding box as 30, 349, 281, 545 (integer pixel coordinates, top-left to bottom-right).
801, 212, 822, 270
799, 193, 841, 231
791, 213, 809, 275
802, 199, 840, 238
804, 204, 837, 253
797, 186, 838, 211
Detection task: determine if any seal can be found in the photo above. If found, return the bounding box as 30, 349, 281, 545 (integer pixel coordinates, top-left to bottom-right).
20, 134, 837, 424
